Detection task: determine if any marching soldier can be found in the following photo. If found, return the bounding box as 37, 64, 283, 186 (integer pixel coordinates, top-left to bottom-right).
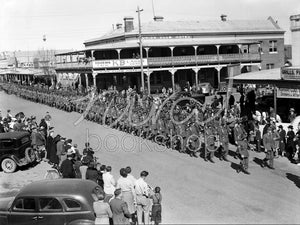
204, 123, 216, 163
218, 119, 229, 161
234, 119, 247, 159
262, 127, 275, 169
236, 137, 250, 174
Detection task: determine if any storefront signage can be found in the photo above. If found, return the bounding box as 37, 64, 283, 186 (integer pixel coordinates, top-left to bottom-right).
277, 87, 300, 99
94, 68, 142, 74
93, 59, 148, 68
281, 67, 300, 80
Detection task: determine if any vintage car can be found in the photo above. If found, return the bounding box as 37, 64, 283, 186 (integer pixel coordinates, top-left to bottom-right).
0, 179, 101, 225
0, 132, 36, 173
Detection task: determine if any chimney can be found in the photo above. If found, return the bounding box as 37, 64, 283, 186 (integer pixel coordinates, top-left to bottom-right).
124, 17, 134, 32
116, 23, 122, 29
154, 16, 164, 22
221, 14, 227, 22
290, 14, 300, 66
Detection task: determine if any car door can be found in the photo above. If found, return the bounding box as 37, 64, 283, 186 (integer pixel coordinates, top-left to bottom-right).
37, 197, 65, 225
7, 197, 39, 225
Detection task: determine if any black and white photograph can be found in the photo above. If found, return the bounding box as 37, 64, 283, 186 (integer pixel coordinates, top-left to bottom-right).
0, 0, 300, 224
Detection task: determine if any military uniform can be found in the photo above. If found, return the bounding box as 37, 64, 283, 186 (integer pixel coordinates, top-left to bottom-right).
218, 123, 229, 161
204, 124, 216, 162
262, 129, 276, 169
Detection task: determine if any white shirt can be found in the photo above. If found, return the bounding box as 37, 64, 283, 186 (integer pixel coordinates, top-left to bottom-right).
103, 172, 116, 195
127, 174, 136, 186
134, 178, 149, 196
117, 177, 134, 192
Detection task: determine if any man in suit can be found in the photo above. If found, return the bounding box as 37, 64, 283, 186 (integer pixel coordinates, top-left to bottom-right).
262, 127, 276, 169
110, 188, 131, 225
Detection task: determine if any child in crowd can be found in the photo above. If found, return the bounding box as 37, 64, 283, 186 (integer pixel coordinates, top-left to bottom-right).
151, 186, 162, 225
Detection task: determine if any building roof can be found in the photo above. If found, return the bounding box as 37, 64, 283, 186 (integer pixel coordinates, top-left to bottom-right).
85, 17, 284, 45
230, 68, 281, 82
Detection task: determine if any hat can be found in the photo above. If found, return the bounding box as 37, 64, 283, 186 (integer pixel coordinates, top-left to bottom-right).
288, 125, 293, 129
114, 188, 122, 196
290, 108, 295, 112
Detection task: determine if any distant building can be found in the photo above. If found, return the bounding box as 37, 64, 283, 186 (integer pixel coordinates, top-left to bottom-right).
55, 16, 285, 92
284, 44, 292, 65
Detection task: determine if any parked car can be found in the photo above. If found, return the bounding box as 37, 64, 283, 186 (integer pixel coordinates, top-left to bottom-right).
0, 132, 36, 173
199, 82, 213, 96
0, 179, 101, 225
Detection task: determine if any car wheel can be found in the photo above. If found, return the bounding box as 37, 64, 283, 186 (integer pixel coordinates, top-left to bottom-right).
1, 158, 17, 173
25, 147, 36, 162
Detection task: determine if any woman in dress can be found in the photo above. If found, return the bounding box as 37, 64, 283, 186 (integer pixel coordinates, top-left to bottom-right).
93, 192, 112, 225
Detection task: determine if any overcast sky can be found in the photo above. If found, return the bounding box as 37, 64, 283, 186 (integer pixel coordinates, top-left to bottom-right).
0, 0, 299, 52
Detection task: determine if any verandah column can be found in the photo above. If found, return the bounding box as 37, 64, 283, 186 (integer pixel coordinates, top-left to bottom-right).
169, 68, 177, 91
192, 67, 199, 87
145, 69, 152, 95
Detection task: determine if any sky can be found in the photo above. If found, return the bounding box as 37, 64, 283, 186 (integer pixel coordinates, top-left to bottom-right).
0, 0, 300, 52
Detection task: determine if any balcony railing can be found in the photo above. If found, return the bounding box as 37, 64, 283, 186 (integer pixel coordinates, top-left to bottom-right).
55, 53, 261, 70
56, 61, 92, 69
148, 53, 260, 66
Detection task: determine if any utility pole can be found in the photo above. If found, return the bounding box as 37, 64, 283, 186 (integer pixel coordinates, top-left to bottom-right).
136, 6, 145, 92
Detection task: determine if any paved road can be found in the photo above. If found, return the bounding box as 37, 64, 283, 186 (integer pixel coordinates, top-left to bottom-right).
0, 91, 299, 224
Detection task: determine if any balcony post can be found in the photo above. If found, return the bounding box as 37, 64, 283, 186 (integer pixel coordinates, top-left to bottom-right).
193, 45, 198, 67
116, 49, 121, 60
144, 47, 149, 60
238, 44, 242, 62
215, 45, 220, 59
169, 47, 174, 66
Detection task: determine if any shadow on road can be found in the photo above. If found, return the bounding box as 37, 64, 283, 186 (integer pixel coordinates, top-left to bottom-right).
253, 157, 264, 168
286, 173, 300, 188
18, 161, 39, 172
230, 162, 240, 172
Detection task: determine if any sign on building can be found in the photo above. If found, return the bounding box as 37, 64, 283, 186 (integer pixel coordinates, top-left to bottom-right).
281, 67, 300, 80
93, 59, 148, 68
277, 87, 300, 99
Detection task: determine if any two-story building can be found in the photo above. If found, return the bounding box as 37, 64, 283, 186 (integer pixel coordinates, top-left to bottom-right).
55, 15, 285, 93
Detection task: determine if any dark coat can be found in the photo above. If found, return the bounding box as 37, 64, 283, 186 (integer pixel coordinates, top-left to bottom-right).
46, 136, 54, 160
49, 135, 60, 164
60, 158, 75, 178
86, 167, 99, 183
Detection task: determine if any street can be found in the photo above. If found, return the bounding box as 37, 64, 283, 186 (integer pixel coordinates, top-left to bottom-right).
0, 91, 300, 224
